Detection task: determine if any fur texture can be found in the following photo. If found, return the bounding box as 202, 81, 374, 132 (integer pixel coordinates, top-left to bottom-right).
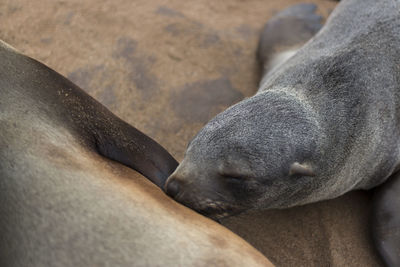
165, 0, 400, 219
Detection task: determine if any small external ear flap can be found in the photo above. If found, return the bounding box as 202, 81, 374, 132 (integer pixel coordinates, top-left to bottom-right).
289, 162, 316, 177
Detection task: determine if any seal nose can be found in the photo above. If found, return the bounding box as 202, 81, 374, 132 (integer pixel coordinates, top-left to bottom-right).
165, 177, 181, 199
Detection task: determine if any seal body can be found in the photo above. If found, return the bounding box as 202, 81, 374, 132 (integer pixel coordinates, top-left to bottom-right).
372, 172, 400, 267
0, 41, 272, 266
165, 0, 400, 217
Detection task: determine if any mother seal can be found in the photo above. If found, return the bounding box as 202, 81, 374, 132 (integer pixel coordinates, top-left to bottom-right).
164, 0, 400, 265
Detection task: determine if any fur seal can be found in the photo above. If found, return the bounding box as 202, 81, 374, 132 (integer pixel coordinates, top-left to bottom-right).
164, 0, 400, 265
0, 41, 273, 266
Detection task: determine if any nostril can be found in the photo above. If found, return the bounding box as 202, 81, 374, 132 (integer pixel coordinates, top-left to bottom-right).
165, 178, 181, 198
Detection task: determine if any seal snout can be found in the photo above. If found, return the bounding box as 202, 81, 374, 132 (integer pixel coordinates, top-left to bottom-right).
165, 176, 181, 198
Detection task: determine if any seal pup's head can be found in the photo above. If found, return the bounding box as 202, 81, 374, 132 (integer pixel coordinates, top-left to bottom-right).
165, 90, 323, 220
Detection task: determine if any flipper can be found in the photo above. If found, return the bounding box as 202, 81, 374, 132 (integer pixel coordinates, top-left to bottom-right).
371, 172, 400, 266
93, 116, 179, 188
53, 68, 179, 189
257, 3, 323, 74
0, 43, 178, 189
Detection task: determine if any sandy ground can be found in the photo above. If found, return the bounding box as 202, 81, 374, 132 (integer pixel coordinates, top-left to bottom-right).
0, 0, 383, 266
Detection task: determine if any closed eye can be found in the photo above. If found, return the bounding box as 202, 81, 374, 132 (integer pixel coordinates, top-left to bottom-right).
219, 173, 249, 181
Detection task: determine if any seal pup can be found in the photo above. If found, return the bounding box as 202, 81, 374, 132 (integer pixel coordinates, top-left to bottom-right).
165, 0, 400, 265
0, 40, 273, 266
